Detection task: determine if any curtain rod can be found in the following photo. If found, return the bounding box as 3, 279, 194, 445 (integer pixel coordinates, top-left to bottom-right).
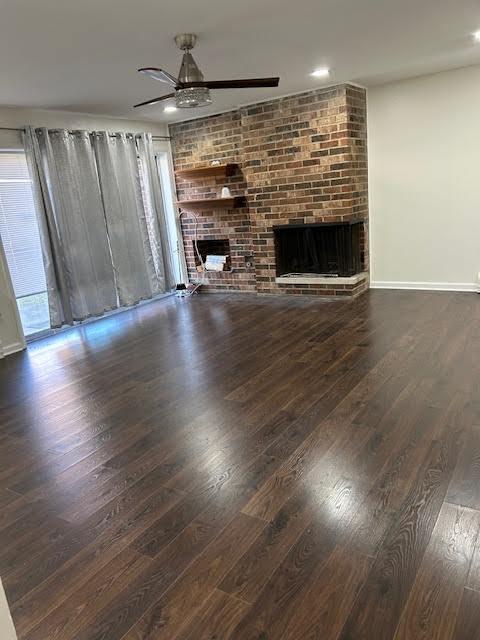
0, 126, 170, 140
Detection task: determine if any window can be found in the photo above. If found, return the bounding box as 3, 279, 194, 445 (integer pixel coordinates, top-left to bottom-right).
0, 151, 50, 337
155, 150, 184, 283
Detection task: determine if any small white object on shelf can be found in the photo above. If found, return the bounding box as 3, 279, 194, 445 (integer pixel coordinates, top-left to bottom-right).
205, 254, 229, 271
221, 185, 232, 198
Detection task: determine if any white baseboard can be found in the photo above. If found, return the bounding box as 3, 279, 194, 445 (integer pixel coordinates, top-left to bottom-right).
370, 281, 479, 292
2, 341, 26, 357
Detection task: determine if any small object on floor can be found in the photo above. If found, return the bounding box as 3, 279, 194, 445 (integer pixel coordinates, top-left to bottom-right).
175, 282, 202, 297
187, 282, 202, 295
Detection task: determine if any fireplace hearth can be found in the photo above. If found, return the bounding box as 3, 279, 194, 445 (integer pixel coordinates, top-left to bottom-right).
274, 221, 363, 278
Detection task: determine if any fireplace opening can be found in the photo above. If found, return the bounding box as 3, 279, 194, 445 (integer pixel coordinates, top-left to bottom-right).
194, 238, 231, 272
274, 221, 362, 278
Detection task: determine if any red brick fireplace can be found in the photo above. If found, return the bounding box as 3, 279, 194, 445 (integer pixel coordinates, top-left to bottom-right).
169, 84, 368, 297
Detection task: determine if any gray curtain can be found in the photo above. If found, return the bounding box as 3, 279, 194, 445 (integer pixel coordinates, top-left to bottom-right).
24, 128, 118, 326
23, 127, 173, 328
23, 128, 67, 327
93, 132, 161, 305
137, 133, 175, 291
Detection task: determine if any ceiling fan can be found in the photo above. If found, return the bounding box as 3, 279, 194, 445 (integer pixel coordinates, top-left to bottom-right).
134, 33, 280, 109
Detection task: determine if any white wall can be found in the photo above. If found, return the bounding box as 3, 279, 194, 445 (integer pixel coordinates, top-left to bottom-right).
0, 238, 25, 358
368, 65, 480, 291
0, 579, 17, 639
0, 106, 167, 357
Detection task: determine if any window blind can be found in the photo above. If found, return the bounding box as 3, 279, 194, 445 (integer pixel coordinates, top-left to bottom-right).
0, 151, 47, 298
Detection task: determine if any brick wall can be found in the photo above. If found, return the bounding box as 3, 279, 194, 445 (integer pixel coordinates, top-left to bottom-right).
170, 110, 256, 293
169, 84, 368, 297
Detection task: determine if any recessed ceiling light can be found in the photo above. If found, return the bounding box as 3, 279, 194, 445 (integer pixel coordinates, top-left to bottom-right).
164, 105, 177, 113
310, 68, 330, 78
473, 30, 480, 42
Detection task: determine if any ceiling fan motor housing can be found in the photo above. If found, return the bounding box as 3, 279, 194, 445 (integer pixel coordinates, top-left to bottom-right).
178, 51, 204, 84
173, 33, 211, 107
174, 33, 197, 51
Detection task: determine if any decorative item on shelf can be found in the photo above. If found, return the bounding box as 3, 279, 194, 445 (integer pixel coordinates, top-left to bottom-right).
220, 185, 232, 198
211, 160, 220, 166
204, 254, 230, 272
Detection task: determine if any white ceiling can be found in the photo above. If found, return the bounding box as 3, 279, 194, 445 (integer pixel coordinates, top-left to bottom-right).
2, 0, 480, 123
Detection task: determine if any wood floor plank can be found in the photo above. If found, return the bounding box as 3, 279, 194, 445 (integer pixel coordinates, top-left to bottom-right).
21, 548, 151, 640
70, 516, 227, 640
241, 349, 386, 522
451, 588, 480, 640
393, 503, 480, 640
344, 398, 451, 558
446, 425, 480, 510
123, 512, 264, 640
0, 511, 70, 577
281, 544, 372, 640
0, 488, 20, 510
9, 483, 183, 636
466, 534, 480, 592
69, 455, 276, 640
241, 427, 336, 521
175, 590, 250, 640
219, 489, 312, 603
345, 408, 440, 557
338, 427, 461, 640
229, 476, 364, 639
132, 452, 276, 558
0, 291, 477, 640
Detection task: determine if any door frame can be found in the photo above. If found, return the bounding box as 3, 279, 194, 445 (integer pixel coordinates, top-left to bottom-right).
0, 233, 26, 357
153, 140, 188, 285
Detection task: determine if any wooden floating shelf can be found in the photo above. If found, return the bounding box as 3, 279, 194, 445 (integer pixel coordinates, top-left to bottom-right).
175, 163, 238, 180
176, 196, 246, 211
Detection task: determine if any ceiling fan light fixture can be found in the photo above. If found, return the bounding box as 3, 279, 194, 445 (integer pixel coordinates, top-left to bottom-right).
175, 86, 212, 108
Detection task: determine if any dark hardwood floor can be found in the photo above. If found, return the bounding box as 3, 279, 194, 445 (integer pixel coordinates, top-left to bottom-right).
0, 289, 479, 639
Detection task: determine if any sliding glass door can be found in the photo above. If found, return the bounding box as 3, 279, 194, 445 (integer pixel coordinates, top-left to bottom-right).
0, 151, 50, 337
155, 149, 186, 284
0, 140, 182, 344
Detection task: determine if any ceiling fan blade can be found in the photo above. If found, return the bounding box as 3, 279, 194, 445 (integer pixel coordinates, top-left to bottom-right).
185, 77, 280, 89
138, 67, 179, 87
134, 93, 176, 108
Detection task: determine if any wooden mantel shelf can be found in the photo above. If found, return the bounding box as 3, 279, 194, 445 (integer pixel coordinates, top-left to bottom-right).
176, 196, 246, 211
175, 164, 238, 180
